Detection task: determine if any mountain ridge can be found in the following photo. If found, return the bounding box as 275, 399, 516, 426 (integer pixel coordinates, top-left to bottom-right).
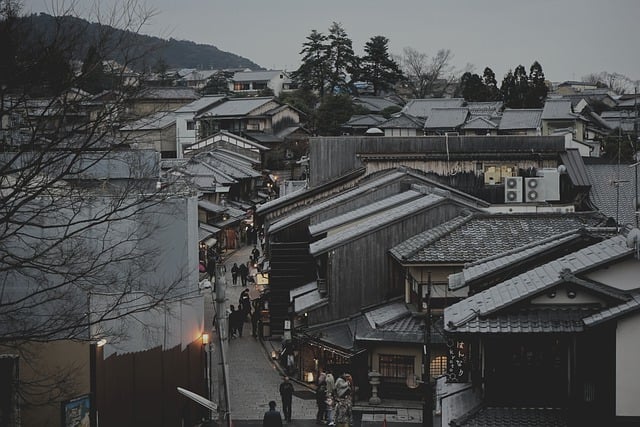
26, 12, 263, 72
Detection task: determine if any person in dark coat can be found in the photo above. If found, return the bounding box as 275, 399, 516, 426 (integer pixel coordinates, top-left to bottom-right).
239, 288, 251, 322
279, 376, 294, 422
316, 379, 328, 424
231, 262, 239, 286
228, 305, 238, 338
263, 400, 283, 427
251, 245, 260, 262
251, 305, 260, 338
239, 262, 249, 287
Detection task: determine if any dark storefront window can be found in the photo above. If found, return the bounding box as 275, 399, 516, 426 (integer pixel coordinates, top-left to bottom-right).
379, 354, 414, 383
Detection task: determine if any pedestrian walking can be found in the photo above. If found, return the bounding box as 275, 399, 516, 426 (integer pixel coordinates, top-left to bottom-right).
239, 262, 249, 287
239, 288, 251, 322
263, 400, 283, 427
231, 262, 239, 286
279, 376, 294, 423
251, 306, 260, 338
228, 305, 239, 338
251, 245, 260, 262
316, 378, 328, 424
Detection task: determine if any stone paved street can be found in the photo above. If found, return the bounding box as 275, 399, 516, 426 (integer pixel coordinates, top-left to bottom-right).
205, 244, 317, 422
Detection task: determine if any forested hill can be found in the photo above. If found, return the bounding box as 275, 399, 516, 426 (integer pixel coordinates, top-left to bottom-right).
25, 13, 262, 71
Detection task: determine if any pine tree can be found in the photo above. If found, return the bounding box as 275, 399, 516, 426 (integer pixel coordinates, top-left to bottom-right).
459, 72, 486, 101
326, 22, 358, 94
527, 60, 548, 108
359, 35, 403, 96
482, 67, 501, 101
500, 70, 517, 108
291, 29, 329, 96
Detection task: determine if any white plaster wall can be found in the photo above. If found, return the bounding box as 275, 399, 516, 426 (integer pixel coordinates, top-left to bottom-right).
616, 311, 640, 416
585, 258, 640, 291
175, 111, 196, 158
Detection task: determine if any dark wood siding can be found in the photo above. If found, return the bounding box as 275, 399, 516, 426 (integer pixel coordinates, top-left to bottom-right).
309, 202, 470, 324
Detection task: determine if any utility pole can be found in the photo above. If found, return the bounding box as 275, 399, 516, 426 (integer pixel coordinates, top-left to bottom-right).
215, 263, 231, 427
422, 272, 433, 427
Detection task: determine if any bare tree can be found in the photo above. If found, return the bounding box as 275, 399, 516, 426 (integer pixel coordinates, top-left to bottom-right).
398, 47, 471, 98
0, 0, 199, 420
582, 71, 635, 95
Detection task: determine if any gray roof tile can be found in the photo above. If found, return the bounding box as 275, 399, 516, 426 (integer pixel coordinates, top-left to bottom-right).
309, 190, 422, 236
423, 108, 469, 129
309, 193, 446, 256
268, 170, 407, 234
197, 97, 276, 117
498, 109, 542, 130
452, 406, 568, 427
445, 235, 634, 330
586, 162, 640, 227
541, 99, 576, 120
401, 98, 465, 118
392, 213, 604, 264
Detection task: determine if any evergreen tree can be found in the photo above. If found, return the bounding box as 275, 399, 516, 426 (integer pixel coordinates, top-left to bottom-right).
291, 29, 329, 96
359, 35, 403, 96
80, 44, 109, 94
513, 65, 529, 108
326, 22, 358, 94
527, 60, 548, 108
315, 94, 354, 135
459, 72, 486, 101
500, 70, 517, 108
482, 67, 501, 101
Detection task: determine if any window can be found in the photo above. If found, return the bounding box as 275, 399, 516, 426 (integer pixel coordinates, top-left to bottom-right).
379, 354, 414, 384
186, 120, 195, 130
430, 355, 447, 378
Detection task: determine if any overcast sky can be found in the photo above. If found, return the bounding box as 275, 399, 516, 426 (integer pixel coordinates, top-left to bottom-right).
22, 0, 640, 84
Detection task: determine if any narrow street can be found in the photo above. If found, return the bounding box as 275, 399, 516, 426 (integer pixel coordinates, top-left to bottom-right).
205, 244, 317, 423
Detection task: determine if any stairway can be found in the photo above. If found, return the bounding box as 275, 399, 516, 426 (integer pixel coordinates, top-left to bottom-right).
268, 242, 315, 336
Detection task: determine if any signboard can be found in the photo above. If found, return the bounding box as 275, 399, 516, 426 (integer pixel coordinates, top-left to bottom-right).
61, 394, 91, 427
446, 339, 467, 383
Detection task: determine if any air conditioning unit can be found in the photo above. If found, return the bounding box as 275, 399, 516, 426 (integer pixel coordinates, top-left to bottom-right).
504, 176, 523, 203
537, 168, 560, 201
525, 177, 545, 202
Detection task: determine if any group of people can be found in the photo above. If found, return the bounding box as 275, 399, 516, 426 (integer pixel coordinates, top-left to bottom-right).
264, 371, 353, 427
229, 287, 262, 339
315, 371, 353, 427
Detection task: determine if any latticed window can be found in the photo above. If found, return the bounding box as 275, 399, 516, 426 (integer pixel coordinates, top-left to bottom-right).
379, 354, 414, 384
430, 355, 447, 379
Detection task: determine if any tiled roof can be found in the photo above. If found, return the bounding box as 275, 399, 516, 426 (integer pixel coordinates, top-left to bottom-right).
391, 213, 604, 264
120, 111, 175, 131
309, 194, 446, 256
466, 101, 503, 115
268, 170, 407, 234
448, 230, 586, 290
451, 306, 600, 333
498, 109, 542, 130
343, 114, 386, 127
232, 70, 287, 82
445, 235, 634, 330
197, 97, 275, 117
378, 113, 423, 129
560, 149, 591, 187
175, 95, 226, 113
585, 163, 640, 227
583, 293, 640, 327
136, 87, 199, 100
308, 190, 423, 236
461, 116, 498, 130
423, 108, 469, 129
541, 99, 576, 120
401, 98, 465, 118
451, 407, 568, 427
352, 96, 400, 112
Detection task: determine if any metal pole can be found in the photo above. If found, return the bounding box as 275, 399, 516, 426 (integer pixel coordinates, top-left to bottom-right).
422, 272, 433, 427
215, 263, 231, 427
